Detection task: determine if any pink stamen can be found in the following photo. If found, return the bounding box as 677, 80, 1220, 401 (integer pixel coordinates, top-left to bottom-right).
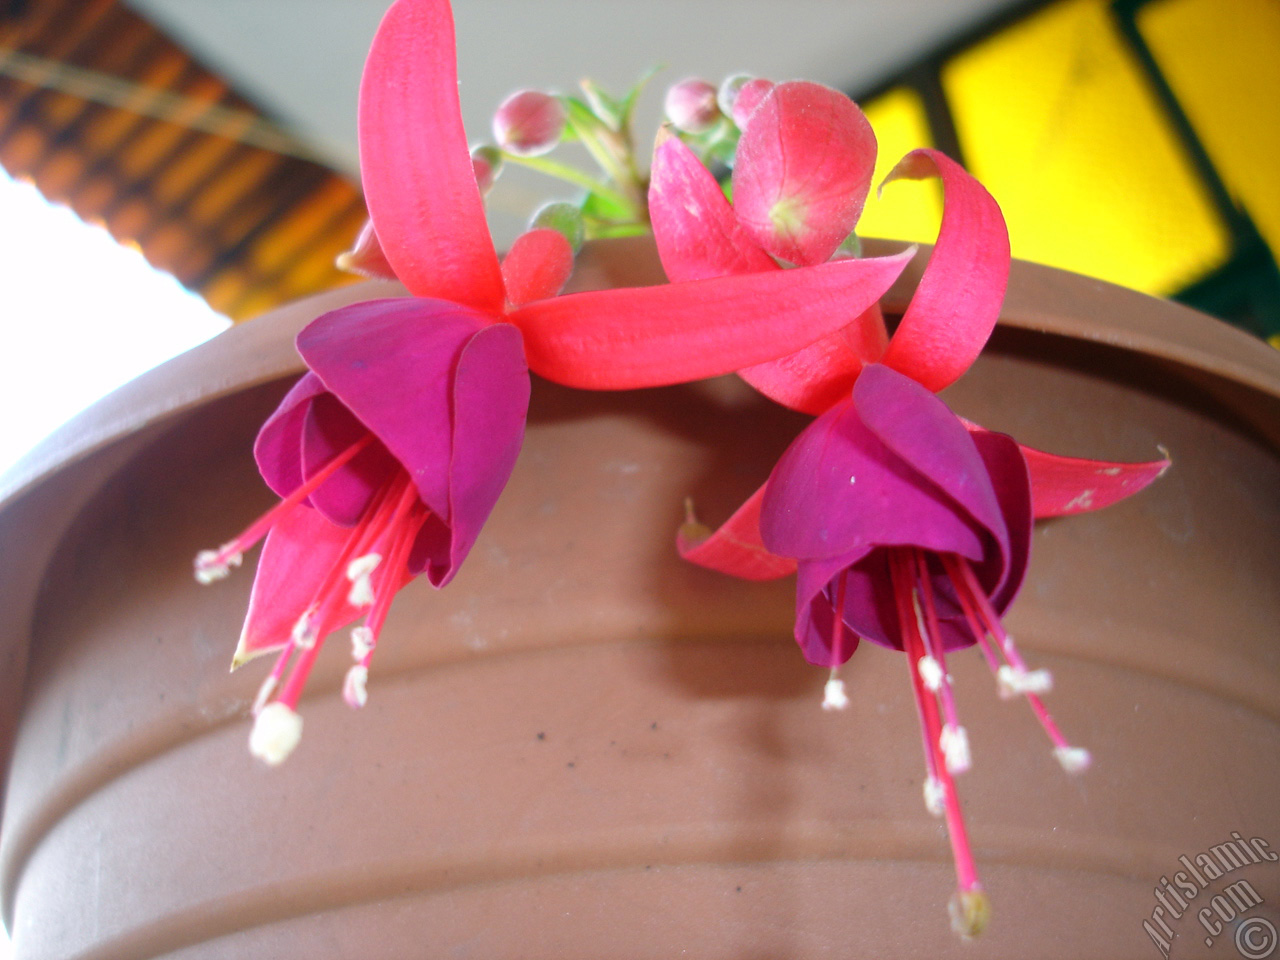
196, 434, 375, 575
912, 551, 965, 748
270, 474, 421, 711
357, 500, 427, 667
943, 555, 1083, 761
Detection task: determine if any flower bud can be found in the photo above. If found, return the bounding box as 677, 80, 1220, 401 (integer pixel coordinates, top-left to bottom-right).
727, 77, 774, 129
335, 219, 396, 280
717, 74, 753, 118
493, 90, 566, 157
470, 144, 503, 195
664, 77, 720, 134
530, 200, 585, 253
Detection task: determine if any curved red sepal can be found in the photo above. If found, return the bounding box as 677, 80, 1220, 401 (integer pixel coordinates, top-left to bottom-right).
732, 82, 877, 267
879, 149, 1010, 393
511, 248, 914, 390
1019, 443, 1171, 517
502, 228, 575, 308
678, 485, 796, 581
649, 131, 776, 282
359, 0, 505, 311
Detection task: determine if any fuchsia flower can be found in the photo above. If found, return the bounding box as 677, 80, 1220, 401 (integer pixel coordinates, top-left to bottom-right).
195, 0, 917, 765
652, 79, 1170, 934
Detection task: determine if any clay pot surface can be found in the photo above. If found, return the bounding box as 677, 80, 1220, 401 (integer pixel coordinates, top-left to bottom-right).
1, 239, 1278, 959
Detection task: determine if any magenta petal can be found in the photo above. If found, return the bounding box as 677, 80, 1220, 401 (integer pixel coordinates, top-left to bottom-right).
358, 0, 505, 311
879, 149, 1010, 393
853, 364, 1006, 545
255, 372, 328, 499
737, 303, 889, 415
235, 506, 362, 663
794, 551, 871, 666
300, 394, 399, 525
412, 322, 530, 586
649, 131, 776, 282
677, 484, 797, 581
760, 376, 985, 563
1019, 443, 1171, 517
968, 430, 1032, 617
733, 81, 876, 267
296, 298, 495, 524
512, 248, 913, 389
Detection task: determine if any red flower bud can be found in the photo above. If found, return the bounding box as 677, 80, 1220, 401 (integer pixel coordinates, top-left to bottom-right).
530, 200, 585, 253
664, 78, 720, 134
493, 90, 566, 157
726, 77, 775, 129
470, 144, 503, 195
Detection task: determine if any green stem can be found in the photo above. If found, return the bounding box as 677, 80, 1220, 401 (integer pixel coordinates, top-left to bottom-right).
502, 152, 637, 217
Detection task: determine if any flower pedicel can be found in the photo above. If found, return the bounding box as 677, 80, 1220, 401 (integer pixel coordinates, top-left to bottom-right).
194, 0, 1171, 937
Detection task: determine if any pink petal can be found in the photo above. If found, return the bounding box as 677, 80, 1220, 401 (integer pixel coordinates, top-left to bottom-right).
794, 551, 872, 665
760, 368, 987, 563
511, 247, 914, 389
501, 228, 575, 308
732, 81, 876, 267
677, 485, 797, 581
235, 507, 363, 662
854, 364, 1006, 544
255, 372, 329, 499
649, 131, 776, 282
737, 303, 889, 414
414, 322, 530, 586
296, 298, 494, 525
967, 430, 1032, 618
1018, 443, 1171, 518
299, 393, 399, 525
879, 149, 1010, 393
359, 0, 505, 311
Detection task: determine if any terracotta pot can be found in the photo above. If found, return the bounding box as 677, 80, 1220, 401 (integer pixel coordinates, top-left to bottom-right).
1, 239, 1277, 959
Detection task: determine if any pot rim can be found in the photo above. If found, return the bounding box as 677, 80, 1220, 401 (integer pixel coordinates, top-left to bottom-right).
2, 236, 1278, 513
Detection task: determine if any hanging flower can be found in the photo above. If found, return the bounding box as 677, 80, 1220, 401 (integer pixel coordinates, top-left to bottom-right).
652, 79, 1169, 934
195, 0, 916, 765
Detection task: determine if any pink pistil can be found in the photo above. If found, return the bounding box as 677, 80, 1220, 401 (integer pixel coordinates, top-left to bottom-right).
889, 549, 987, 937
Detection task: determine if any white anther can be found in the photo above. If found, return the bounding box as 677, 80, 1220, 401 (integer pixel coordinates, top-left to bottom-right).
923, 775, 946, 816
822, 675, 849, 711
848, 475, 856, 485
918, 655, 944, 692
351, 625, 375, 661
291, 611, 317, 650
346, 553, 382, 607
1054, 745, 1092, 774
343, 665, 369, 709
996, 665, 1053, 699
251, 674, 278, 715
249, 703, 303, 766
194, 549, 241, 584
940, 724, 972, 775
